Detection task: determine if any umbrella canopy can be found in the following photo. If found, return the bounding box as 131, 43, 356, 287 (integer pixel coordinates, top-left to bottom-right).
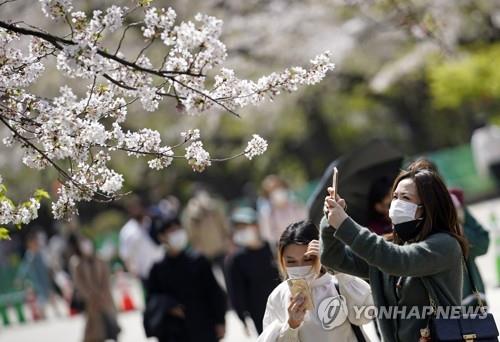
307, 139, 404, 227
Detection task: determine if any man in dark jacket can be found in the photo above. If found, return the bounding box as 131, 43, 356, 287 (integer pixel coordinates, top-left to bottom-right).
224, 207, 281, 334
144, 216, 227, 342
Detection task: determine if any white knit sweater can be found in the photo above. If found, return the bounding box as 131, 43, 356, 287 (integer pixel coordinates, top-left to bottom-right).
258, 272, 373, 342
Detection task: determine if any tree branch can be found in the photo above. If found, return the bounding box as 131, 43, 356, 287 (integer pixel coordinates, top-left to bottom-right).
0, 20, 203, 77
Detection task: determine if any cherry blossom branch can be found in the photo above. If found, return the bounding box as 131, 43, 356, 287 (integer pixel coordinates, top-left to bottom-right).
0, 115, 87, 194
0, 1, 333, 226
0, 20, 201, 76
113, 22, 141, 56
0, 0, 17, 7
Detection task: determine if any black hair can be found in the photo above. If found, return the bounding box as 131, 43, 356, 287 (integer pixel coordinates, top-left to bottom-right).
368, 176, 393, 218
407, 158, 439, 173
368, 176, 393, 207
277, 220, 319, 279
153, 215, 181, 237
67, 232, 84, 257
278, 220, 318, 251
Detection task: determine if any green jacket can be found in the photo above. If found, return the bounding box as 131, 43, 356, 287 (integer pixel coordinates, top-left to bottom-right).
462, 208, 489, 306
320, 217, 463, 342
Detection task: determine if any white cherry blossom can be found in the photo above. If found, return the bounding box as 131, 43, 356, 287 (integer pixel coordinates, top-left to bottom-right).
0, 0, 335, 229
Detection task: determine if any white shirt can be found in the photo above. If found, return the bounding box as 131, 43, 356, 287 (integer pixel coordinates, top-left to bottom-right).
258, 203, 308, 246
258, 272, 373, 342
119, 219, 164, 279
471, 125, 500, 177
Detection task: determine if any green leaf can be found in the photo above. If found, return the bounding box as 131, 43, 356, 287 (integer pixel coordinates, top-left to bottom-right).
0, 227, 10, 240
0, 197, 15, 206
34, 189, 50, 201
21, 200, 32, 208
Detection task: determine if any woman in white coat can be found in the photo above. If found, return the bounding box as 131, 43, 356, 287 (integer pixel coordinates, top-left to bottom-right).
258, 220, 373, 342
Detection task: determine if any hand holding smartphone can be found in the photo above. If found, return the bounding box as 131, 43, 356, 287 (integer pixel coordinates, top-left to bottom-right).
287, 279, 314, 311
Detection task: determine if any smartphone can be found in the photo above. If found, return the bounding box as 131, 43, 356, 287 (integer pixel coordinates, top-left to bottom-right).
287, 278, 314, 311
331, 167, 339, 199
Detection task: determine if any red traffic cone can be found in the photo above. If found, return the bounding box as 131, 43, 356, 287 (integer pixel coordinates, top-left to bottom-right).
121, 289, 135, 312
25, 289, 43, 321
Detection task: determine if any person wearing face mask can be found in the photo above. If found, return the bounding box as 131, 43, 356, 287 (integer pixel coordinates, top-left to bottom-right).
408, 158, 490, 310
258, 220, 373, 342
258, 175, 308, 248
224, 207, 281, 335
144, 215, 227, 342
320, 169, 469, 342
70, 236, 121, 342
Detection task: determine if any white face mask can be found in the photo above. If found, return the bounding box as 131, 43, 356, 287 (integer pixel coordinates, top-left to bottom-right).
270, 188, 288, 207
80, 240, 94, 257
286, 265, 316, 281
389, 199, 421, 225
167, 229, 188, 251
233, 227, 259, 246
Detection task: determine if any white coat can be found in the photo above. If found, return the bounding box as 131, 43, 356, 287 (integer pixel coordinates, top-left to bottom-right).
258, 272, 373, 342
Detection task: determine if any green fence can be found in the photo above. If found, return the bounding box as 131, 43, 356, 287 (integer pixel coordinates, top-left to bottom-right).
420, 144, 497, 200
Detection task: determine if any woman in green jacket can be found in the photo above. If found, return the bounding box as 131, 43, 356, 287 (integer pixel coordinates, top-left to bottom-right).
320, 168, 469, 342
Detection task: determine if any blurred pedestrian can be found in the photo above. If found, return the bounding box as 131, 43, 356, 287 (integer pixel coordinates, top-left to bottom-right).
182, 189, 230, 268
225, 207, 281, 334
144, 215, 227, 342
70, 237, 121, 342
258, 175, 307, 248
258, 220, 373, 341
16, 229, 55, 320
449, 188, 490, 307
471, 123, 500, 185
119, 196, 164, 285
321, 169, 469, 342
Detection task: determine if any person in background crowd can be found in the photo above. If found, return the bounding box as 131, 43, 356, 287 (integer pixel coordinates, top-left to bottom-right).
449, 188, 490, 307
152, 196, 181, 220
148, 195, 181, 245
45, 230, 72, 316
66, 233, 86, 315
258, 220, 373, 342
16, 229, 55, 320
407, 158, 490, 308
144, 215, 227, 342
182, 189, 230, 268
71, 236, 120, 342
225, 207, 281, 335
471, 123, 500, 186
119, 195, 164, 286
366, 176, 394, 236
258, 175, 307, 248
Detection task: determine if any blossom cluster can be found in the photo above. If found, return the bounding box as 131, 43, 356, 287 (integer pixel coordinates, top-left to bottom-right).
0, 0, 334, 226
0, 175, 47, 239
244, 134, 268, 160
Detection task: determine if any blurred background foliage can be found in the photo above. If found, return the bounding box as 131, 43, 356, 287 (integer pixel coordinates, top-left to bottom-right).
1, 0, 500, 235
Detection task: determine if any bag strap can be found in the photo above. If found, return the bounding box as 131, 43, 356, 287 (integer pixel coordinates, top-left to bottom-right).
334, 282, 367, 342
461, 256, 485, 308
420, 277, 440, 315
420, 254, 486, 315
